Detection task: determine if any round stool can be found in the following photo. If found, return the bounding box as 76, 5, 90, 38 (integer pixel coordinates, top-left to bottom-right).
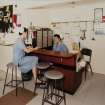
37, 62, 50, 70
2, 62, 24, 96
42, 70, 66, 105
34, 62, 50, 94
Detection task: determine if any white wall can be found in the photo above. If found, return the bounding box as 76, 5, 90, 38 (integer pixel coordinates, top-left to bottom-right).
21, 9, 50, 27
1, 1, 105, 74
0, 45, 13, 71
47, 2, 105, 74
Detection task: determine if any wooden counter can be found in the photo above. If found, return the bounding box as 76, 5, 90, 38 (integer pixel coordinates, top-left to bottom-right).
31, 49, 78, 67
30, 49, 82, 94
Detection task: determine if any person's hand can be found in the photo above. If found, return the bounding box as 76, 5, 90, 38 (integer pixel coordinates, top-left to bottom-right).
34, 47, 40, 50
27, 46, 32, 49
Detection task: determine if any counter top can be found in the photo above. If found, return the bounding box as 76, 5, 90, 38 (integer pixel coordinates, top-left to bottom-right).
0, 40, 14, 46
0, 32, 19, 46
32, 49, 79, 58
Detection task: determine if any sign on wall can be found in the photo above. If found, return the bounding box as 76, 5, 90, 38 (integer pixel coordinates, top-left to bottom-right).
94, 22, 105, 35
94, 8, 103, 22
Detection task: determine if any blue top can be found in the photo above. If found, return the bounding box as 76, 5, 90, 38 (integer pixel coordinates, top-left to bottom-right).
13, 38, 26, 65
13, 38, 38, 73
53, 43, 69, 53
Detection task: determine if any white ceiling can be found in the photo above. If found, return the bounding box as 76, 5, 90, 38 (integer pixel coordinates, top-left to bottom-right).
0, 0, 105, 9
27, 0, 105, 9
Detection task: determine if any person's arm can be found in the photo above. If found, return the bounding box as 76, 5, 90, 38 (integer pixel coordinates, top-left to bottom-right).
24, 46, 39, 53
53, 45, 56, 51
61, 44, 69, 53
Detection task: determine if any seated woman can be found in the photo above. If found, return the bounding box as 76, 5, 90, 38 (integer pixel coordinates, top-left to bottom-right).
13, 27, 39, 79
53, 34, 69, 53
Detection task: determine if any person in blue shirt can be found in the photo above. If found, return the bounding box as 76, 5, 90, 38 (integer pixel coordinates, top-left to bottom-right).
53, 34, 69, 53
13, 27, 39, 79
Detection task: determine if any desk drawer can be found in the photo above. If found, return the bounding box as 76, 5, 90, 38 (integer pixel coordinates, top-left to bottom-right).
48, 56, 61, 64
37, 54, 61, 64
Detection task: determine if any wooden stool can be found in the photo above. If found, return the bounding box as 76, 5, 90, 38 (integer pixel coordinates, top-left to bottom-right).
42, 70, 66, 105
34, 62, 50, 94
2, 62, 24, 96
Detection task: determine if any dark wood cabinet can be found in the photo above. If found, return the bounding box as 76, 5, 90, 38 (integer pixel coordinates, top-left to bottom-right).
32, 28, 53, 49
57, 67, 82, 94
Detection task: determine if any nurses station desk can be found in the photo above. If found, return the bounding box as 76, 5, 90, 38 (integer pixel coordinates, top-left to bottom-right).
30, 49, 82, 94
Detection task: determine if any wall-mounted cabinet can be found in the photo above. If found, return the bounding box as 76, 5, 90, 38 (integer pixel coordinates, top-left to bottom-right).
32, 28, 53, 49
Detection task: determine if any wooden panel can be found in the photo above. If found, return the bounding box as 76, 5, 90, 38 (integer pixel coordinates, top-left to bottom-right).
37, 30, 42, 48
36, 53, 61, 64
43, 30, 47, 47
55, 67, 82, 94
48, 31, 53, 46
61, 56, 76, 67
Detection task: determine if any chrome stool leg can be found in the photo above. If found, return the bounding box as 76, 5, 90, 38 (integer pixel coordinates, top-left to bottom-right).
11, 67, 14, 86
61, 78, 66, 105
2, 67, 9, 95
15, 66, 18, 96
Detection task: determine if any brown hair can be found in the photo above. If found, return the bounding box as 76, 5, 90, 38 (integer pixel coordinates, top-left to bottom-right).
19, 27, 28, 35
54, 34, 61, 40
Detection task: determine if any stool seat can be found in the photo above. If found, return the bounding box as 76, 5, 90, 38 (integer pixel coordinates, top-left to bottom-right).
45, 70, 63, 80
37, 62, 50, 70
7, 62, 17, 68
